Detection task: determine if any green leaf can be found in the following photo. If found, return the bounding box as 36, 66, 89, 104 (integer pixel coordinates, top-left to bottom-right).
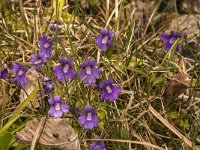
53, 0, 65, 11
121, 129, 131, 139
97, 109, 106, 119
61, 11, 75, 23
179, 119, 190, 129
128, 59, 143, 68
124, 66, 148, 78
168, 111, 178, 119
0, 132, 13, 150
179, 109, 187, 119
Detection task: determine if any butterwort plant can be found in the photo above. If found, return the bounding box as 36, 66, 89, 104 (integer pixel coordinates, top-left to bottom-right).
48, 96, 70, 118
79, 59, 102, 84
90, 141, 107, 150
49, 20, 62, 32
160, 31, 182, 52
96, 28, 114, 51
31, 53, 47, 70
0, 67, 8, 79
38, 34, 53, 58
11, 63, 28, 86
100, 78, 121, 101
78, 104, 100, 129
43, 77, 54, 94
53, 57, 76, 82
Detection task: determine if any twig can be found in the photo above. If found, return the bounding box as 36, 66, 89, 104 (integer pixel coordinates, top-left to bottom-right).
105, 0, 109, 21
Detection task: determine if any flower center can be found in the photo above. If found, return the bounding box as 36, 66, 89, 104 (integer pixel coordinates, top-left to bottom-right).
94, 145, 103, 150
44, 42, 50, 48
18, 70, 24, 76
55, 103, 61, 110
87, 112, 92, 121
102, 35, 108, 44
63, 64, 69, 73
85, 66, 92, 75
106, 85, 112, 93
47, 84, 53, 89
34, 60, 42, 65
169, 37, 176, 44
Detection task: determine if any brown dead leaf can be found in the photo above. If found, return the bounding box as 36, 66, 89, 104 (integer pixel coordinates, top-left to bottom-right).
16, 117, 80, 150
169, 15, 200, 39
163, 72, 188, 99
182, 0, 200, 14
20, 69, 40, 108
121, 0, 155, 21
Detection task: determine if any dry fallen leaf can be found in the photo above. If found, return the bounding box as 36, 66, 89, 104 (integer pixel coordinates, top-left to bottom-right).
121, 0, 155, 21
16, 117, 80, 150
163, 72, 188, 100
19, 69, 40, 108
169, 15, 200, 39
181, 0, 200, 14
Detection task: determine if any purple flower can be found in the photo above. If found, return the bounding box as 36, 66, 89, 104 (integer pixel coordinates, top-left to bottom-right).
31, 53, 47, 69
49, 20, 62, 32
0, 67, 8, 79
96, 28, 114, 51
11, 63, 28, 86
160, 31, 182, 52
78, 104, 100, 129
53, 57, 76, 82
90, 141, 106, 150
48, 96, 70, 118
79, 59, 102, 84
76, 107, 82, 116
100, 79, 121, 101
43, 77, 54, 94
38, 34, 53, 58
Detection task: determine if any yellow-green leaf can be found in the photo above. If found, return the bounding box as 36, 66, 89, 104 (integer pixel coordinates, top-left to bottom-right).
53, 0, 65, 19
97, 109, 106, 119
168, 111, 178, 119
62, 11, 76, 23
